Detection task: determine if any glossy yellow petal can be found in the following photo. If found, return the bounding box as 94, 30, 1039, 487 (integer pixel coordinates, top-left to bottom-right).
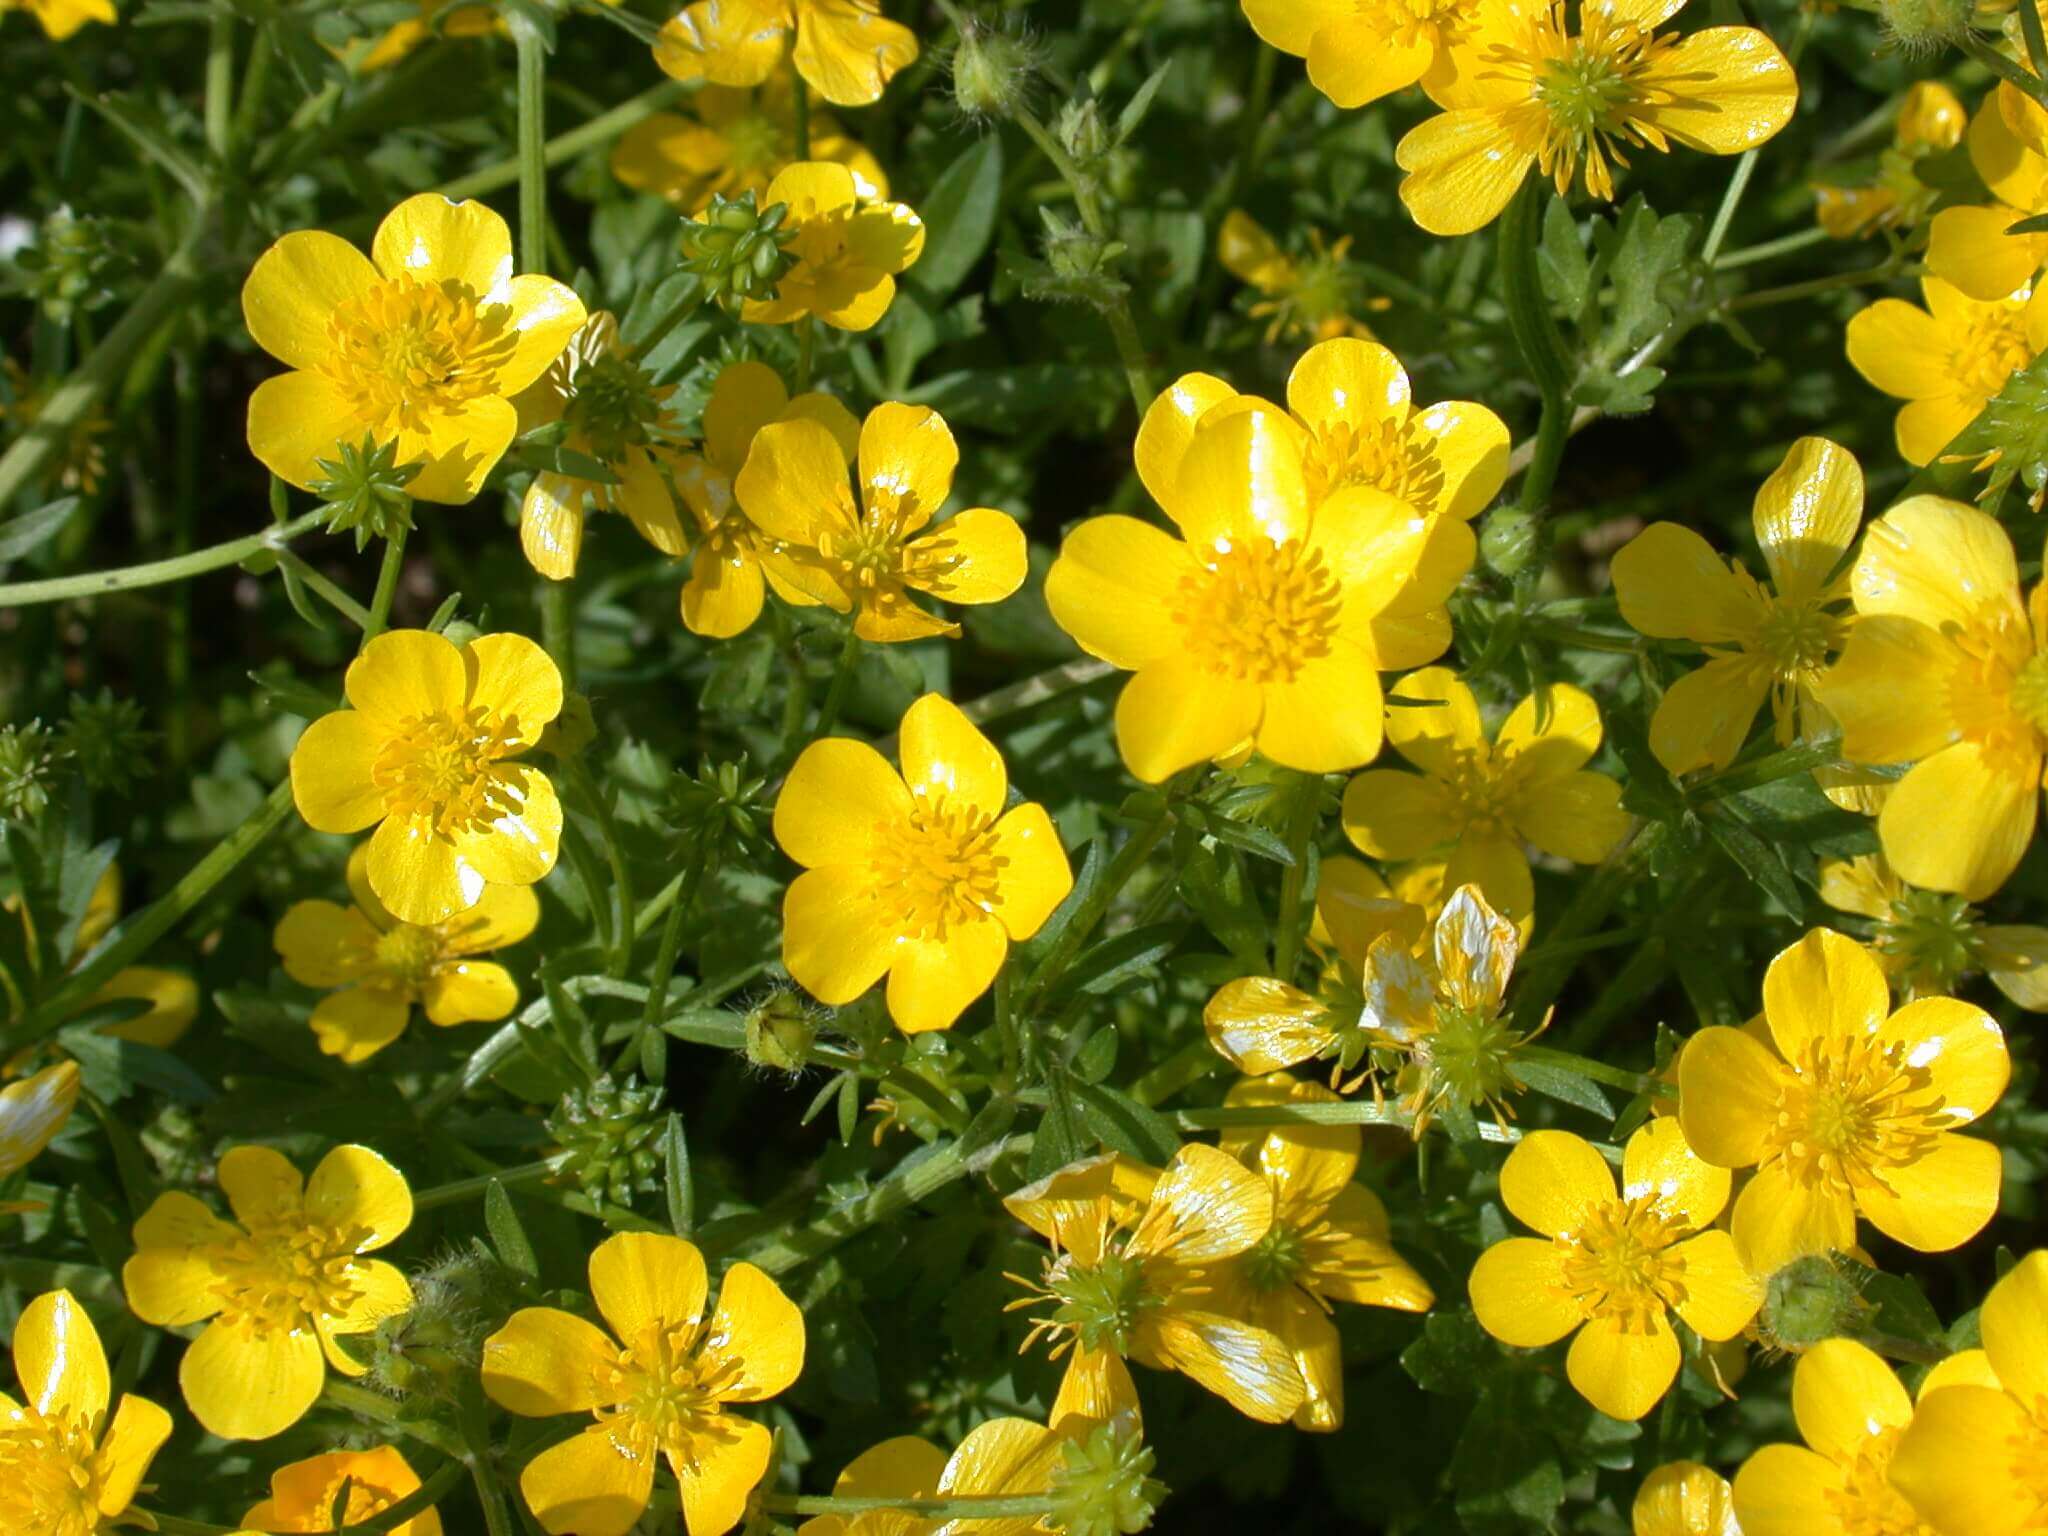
420, 962, 518, 1026
1239, 0, 1354, 55
833, 1435, 946, 1500
1310, 21, 1435, 109
1049, 1340, 1141, 1434
1928, 203, 2046, 303
887, 919, 1007, 1033
988, 804, 1072, 942
703, 1261, 804, 1400
1760, 927, 1890, 1059
1419, 400, 1512, 520
372, 194, 513, 296
311, 986, 413, 1063
775, 736, 910, 867
345, 628, 468, 724
92, 1392, 173, 1519
1134, 372, 1241, 510
1432, 883, 1518, 1015
1166, 404, 1313, 552
181, 1316, 326, 1440
1751, 436, 1863, 601
1141, 1308, 1304, 1423
1676, 1024, 1782, 1167
783, 864, 896, 1005
903, 508, 1027, 606
1622, 1117, 1730, 1230
1610, 523, 1753, 644
1378, 665, 1482, 776
449, 765, 561, 889
1311, 487, 1431, 630
1313, 855, 1423, 970
1203, 977, 1334, 1075
464, 632, 563, 746
1891, 1384, 2033, 1536
218, 1142, 305, 1228
14, 1289, 109, 1423
1129, 1142, 1274, 1263
1878, 742, 2037, 901
1285, 338, 1410, 435
671, 1412, 773, 1536
367, 818, 484, 927
0, 1060, 81, 1177
1820, 615, 1963, 765
1647, 656, 1773, 776
1844, 298, 1950, 401
654, 0, 788, 88
1510, 769, 1629, 865
1792, 1336, 1911, 1459
1499, 1130, 1615, 1238
1854, 495, 2021, 629
702, 360, 791, 473
319, 1258, 414, 1363
519, 1424, 657, 1536
1217, 208, 1291, 289
1262, 1286, 1344, 1432
274, 900, 376, 989
1114, 653, 1261, 785
1729, 1157, 1856, 1277
1631, 1461, 1737, 1536
124, 1192, 235, 1326
1877, 996, 2007, 1125
791, 0, 918, 106
1730, 1443, 1844, 1536
1468, 1237, 1579, 1346
1853, 1130, 2002, 1252
1636, 27, 1796, 154
1496, 683, 1602, 780
494, 274, 589, 397
1917, 1346, 2000, 1395
305, 1143, 412, 1250
1340, 768, 1459, 859
1308, 1186, 1435, 1311
735, 416, 860, 549
858, 401, 953, 535
1396, 110, 1534, 237
590, 1231, 709, 1340
1668, 1230, 1760, 1341
1982, 1249, 2048, 1401
1359, 934, 1437, 1045
1899, 80, 1967, 151
1254, 638, 1385, 772
1567, 1311, 1681, 1422
442, 880, 540, 954
481, 1306, 620, 1417
683, 536, 768, 638
937, 1418, 1062, 1533
242, 231, 379, 371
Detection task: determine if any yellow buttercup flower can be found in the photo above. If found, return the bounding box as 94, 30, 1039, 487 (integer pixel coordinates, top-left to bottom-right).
1045, 401, 1434, 782
1609, 436, 1862, 776
1632, 1461, 1739, 1536
673, 358, 859, 639
353, 0, 502, 70
289, 629, 563, 927
481, 1232, 804, 1536
654, 0, 917, 107
0, 1290, 173, 1535
241, 194, 586, 503
0, 1061, 80, 1181
1, 0, 113, 39
1820, 849, 2048, 1010
275, 842, 538, 1063
1395, 0, 1797, 235
1470, 1120, 1755, 1421
513, 311, 687, 581
1209, 1075, 1434, 1431
735, 401, 1025, 641
795, 1419, 1065, 1536
1341, 667, 1628, 919
1217, 210, 1383, 345
1815, 81, 1966, 240
1678, 928, 2008, 1278
11, 865, 198, 1049
123, 1143, 415, 1440
1844, 277, 2048, 467
612, 75, 886, 212
244, 1444, 443, 1535
1004, 1146, 1305, 1426
1820, 497, 2048, 899
1730, 1339, 1940, 1536
1891, 1250, 2048, 1536
1241, 0, 1474, 107
740, 162, 923, 331
775, 693, 1071, 1033
1927, 85, 2048, 301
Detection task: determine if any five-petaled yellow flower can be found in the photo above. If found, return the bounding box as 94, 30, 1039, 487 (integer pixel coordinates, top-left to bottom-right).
1210, 1074, 1435, 1430
0, 1290, 173, 1536
1820, 497, 2048, 899
481, 1232, 804, 1536
1609, 436, 1862, 776
1217, 210, 1381, 346
241, 194, 586, 503
739, 162, 924, 331
124, 1143, 415, 1440
775, 693, 1072, 1032
1820, 850, 2048, 1011
736, 400, 1025, 640
1395, 0, 1797, 236
612, 75, 885, 212
1005, 1146, 1305, 1427
1678, 928, 2008, 1278
1844, 277, 2048, 467
795, 1418, 1066, 1536
290, 629, 563, 927
244, 1444, 444, 1535
1342, 667, 1628, 920
1045, 400, 1434, 783
1927, 85, 2048, 302
1631, 1461, 1739, 1536
2, 0, 112, 37
654, 0, 917, 107
1469, 1119, 1757, 1422
275, 842, 538, 1063
1731, 1338, 1943, 1536
1891, 1249, 2048, 1536
0, 1061, 80, 1184
1815, 81, 1965, 241
674, 358, 859, 639
1242, 0, 1473, 108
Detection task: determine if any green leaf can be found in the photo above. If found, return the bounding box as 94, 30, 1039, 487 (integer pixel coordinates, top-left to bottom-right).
57, 1026, 218, 1105
1510, 1059, 1612, 1119
0, 497, 79, 562
1450, 1382, 1567, 1534
1072, 1026, 1119, 1085
1862, 1271, 1943, 1342
484, 1180, 539, 1278
663, 1113, 694, 1236
1026, 1075, 1089, 1178
1401, 1310, 1494, 1395
1536, 199, 1590, 318
1116, 61, 1174, 145
1052, 922, 1185, 999
911, 136, 1004, 299
1071, 1081, 1180, 1164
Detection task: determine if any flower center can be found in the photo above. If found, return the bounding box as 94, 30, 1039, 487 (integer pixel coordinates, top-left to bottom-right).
1244, 1221, 1307, 1291
373, 923, 443, 987
1827, 1429, 1937, 1536
1042, 1249, 1157, 1354
1751, 590, 1843, 681
1878, 887, 1980, 997
1410, 1000, 1534, 1129
1502, 2, 1673, 202
866, 794, 1006, 940
2004, 1398, 2048, 1523
319, 272, 518, 441
1385, 0, 1466, 41
1945, 617, 2047, 771
597, 1322, 745, 1466
1767, 1036, 1948, 1197
566, 353, 667, 464
1554, 1194, 1687, 1329
313, 1469, 409, 1526
0, 1404, 103, 1536
1952, 303, 2037, 399
2010, 651, 2048, 734
1438, 750, 1512, 841
1173, 538, 1342, 684
372, 707, 526, 840
1305, 418, 1447, 510
209, 1215, 372, 1332
816, 502, 921, 618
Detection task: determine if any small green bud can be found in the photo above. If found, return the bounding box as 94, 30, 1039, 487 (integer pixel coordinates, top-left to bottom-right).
1757, 1254, 1874, 1353
310, 433, 420, 552
1969, 350, 2048, 514
1047, 1423, 1166, 1536
680, 192, 796, 313
1057, 100, 1111, 166
1479, 507, 1539, 578
356, 1242, 527, 1403
667, 753, 773, 867
1876, 0, 1972, 54
0, 721, 66, 823
952, 23, 1035, 119
56, 689, 156, 795
546, 1075, 667, 1209
744, 990, 818, 1073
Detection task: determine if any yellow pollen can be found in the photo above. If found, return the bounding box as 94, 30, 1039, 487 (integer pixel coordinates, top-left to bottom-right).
315, 1469, 409, 1525
1437, 750, 1513, 841
1768, 1036, 1948, 1198
0, 1404, 103, 1536
1952, 306, 2037, 399
372, 708, 526, 840
2005, 1397, 2048, 1523
1944, 616, 2046, 770
2011, 652, 2048, 735
867, 793, 1007, 940
1173, 537, 1342, 684
1553, 1195, 1688, 1330
1306, 418, 1446, 509
373, 923, 443, 988
1826, 1428, 1936, 1536
319, 271, 517, 440
596, 1323, 748, 1468
208, 1215, 373, 1334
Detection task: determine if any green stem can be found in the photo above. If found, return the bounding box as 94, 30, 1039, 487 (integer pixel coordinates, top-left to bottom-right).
1270, 772, 1320, 983
1693, 739, 1841, 798
1699, 149, 1758, 266
1498, 180, 1573, 515
1515, 1044, 1671, 1099
764, 1493, 1051, 1519
512, 20, 550, 275
362, 524, 409, 641
730, 1136, 984, 1274
0, 509, 326, 607
203, 13, 234, 158
274, 549, 372, 629
412, 1158, 564, 1213
796, 315, 816, 393
1961, 32, 2048, 105
1724, 260, 1911, 313
1174, 1101, 1525, 1148
434, 81, 687, 201
1712, 225, 1829, 271
638, 857, 703, 1035
1853, 1330, 1950, 1367
1021, 802, 1177, 1004
564, 757, 638, 978
814, 624, 864, 737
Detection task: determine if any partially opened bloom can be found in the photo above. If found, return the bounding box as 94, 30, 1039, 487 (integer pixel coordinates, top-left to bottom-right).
1927, 85, 2048, 301
241, 194, 586, 503
2, 0, 113, 39
289, 629, 563, 926
1819, 497, 2048, 898
1632, 1461, 1740, 1536
243, 1445, 443, 1535
612, 76, 884, 211
0, 1290, 173, 1535
1469, 1120, 1757, 1422
736, 401, 1024, 641
274, 842, 538, 1063
673, 359, 859, 638
1004, 1146, 1304, 1426
1209, 1075, 1434, 1430
1730, 1339, 1938, 1536
513, 311, 687, 581
1609, 436, 1862, 775
1891, 1250, 2048, 1536
481, 1232, 804, 1536
1045, 402, 1433, 782
123, 1144, 415, 1440
1820, 850, 2048, 1009
0, 1062, 80, 1180
1815, 81, 1966, 240
654, 0, 917, 107
1844, 277, 2048, 466
1241, 0, 1472, 108
775, 693, 1071, 1032
1217, 211, 1380, 345
1395, 0, 1796, 235
739, 162, 923, 331
795, 1419, 1065, 1536
1678, 928, 2007, 1277
1341, 667, 1628, 919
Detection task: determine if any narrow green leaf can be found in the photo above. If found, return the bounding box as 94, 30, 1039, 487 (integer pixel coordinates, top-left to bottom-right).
484, 1180, 539, 1278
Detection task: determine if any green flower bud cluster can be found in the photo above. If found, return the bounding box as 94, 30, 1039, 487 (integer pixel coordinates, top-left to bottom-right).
309, 433, 421, 550
679, 192, 794, 313
667, 754, 774, 868
58, 688, 156, 795
545, 1074, 667, 1208
0, 721, 66, 823
951, 22, 1037, 120
1972, 350, 2048, 514
1048, 1422, 1166, 1536
11, 208, 123, 324
1876, 0, 1973, 55
356, 1243, 527, 1403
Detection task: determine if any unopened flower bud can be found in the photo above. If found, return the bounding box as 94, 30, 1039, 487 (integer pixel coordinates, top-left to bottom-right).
1048, 1422, 1166, 1536
952, 23, 1035, 120
1480, 507, 1539, 577
1877, 0, 1972, 54
680, 192, 795, 313
745, 990, 817, 1073
1756, 1254, 1873, 1353
546, 1075, 666, 1208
